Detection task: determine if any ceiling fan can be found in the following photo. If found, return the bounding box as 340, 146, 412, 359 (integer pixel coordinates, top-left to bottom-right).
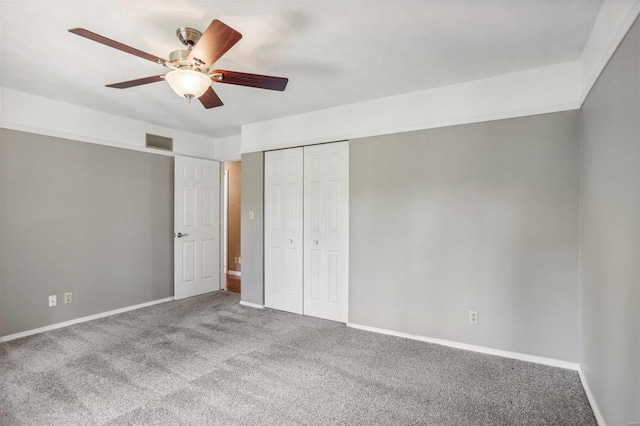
68, 19, 288, 109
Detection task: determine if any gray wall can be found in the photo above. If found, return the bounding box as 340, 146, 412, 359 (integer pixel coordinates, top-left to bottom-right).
0, 129, 174, 336
350, 111, 580, 362
240, 151, 264, 305
579, 16, 640, 425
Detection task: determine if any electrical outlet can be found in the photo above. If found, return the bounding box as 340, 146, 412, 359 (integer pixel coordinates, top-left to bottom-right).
469, 311, 478, 324
249, 210, 254, 220
48, 295, 57, 308
64, 292, 73, 304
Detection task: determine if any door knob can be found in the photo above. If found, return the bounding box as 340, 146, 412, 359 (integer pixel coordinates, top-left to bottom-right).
176, 232, 189, 238
314, 240, 319, 245
289, 239, 293, 244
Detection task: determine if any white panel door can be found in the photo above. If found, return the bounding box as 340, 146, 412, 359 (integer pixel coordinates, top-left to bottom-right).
264, 148, 304, 314
174, 156, 220, 300
304, 142, 349, 322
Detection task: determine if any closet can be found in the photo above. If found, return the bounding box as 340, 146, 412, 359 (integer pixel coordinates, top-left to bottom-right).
264, 141, 349, 322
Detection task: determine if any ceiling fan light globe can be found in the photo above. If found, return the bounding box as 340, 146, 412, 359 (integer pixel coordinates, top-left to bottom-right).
165, 69, 211, 99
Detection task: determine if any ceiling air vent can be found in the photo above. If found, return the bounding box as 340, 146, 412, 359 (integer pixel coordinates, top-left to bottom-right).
145, 133, 173, 151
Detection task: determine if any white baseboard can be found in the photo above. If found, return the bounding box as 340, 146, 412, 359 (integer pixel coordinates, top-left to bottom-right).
347, 323, 579, 371
239, 301, 264, 309
227, 271, 241, 277
0, 297, 175, 343
578, 366, 607, 426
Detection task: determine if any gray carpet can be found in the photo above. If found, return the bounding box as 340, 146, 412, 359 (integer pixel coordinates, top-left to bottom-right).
1, 292, 596, 425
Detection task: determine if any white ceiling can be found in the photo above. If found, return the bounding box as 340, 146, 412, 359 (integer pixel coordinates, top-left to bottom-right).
1, 0, 603, 139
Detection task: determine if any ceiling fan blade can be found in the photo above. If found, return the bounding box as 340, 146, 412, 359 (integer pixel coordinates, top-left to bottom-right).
106, 75, 165, 89
68, 28, 167, 64
188, 20, 242, 69
199, 86, 224, 109
211, 69, 288, 91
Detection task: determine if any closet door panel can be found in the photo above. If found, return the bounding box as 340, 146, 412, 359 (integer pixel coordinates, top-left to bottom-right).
304, 142, 349, 322
265, 148, 303, 314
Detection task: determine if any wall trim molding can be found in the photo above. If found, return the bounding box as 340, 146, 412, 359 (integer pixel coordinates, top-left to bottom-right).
347, 322, 579, 371
0, 88, 217, 160
578, 366, 607, 426
239, 301, 264, 309
243, 103, 582, 154
241, 61, 582, 153
0, 297, 175, 343
227, 270, 241, 277
1, 121, 175, 157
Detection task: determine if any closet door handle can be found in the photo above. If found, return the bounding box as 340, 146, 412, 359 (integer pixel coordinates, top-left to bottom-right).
314, 240, 319, 245
288, 239, 293, 244
176, 232, 189, 238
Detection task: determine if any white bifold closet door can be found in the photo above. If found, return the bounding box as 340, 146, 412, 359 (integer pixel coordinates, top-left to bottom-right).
264, 148, 304, 314
264, 142, 348, 323
303, 142, 349, 322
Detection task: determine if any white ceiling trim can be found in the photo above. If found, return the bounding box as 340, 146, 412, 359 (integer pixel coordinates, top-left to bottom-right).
241, 61, 582, 153
580, 0, 640, 103
0, 88, 216, 159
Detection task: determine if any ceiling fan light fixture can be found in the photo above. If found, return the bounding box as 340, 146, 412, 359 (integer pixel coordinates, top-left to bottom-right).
70, 20, 287, 110
165, 69, 211, 99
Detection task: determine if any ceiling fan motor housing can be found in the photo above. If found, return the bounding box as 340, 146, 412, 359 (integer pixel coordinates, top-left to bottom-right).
172, 27, 207, 71
176, 27, 202, 48
169, 49, 198, 69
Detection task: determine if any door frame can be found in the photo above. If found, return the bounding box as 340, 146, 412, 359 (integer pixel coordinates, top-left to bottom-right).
221, 167, 229, 288
220, 160, 243, 292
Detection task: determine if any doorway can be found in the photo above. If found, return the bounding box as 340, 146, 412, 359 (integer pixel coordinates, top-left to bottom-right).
223, 161, 242, 293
